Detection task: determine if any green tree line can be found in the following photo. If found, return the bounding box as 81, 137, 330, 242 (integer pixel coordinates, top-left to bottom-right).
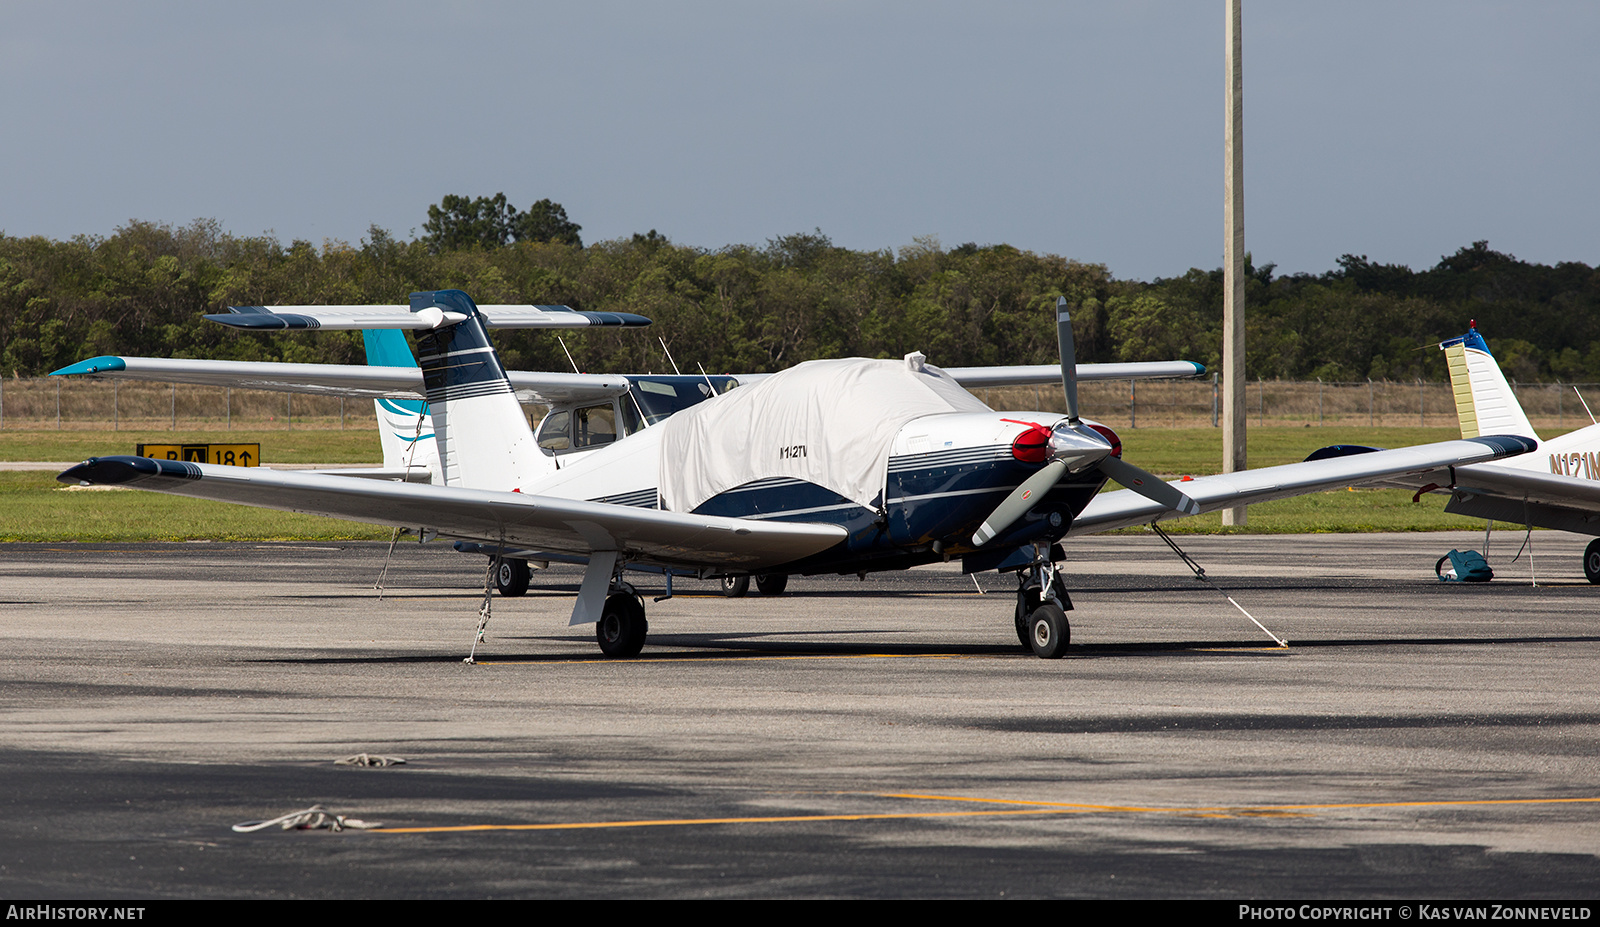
2, 200, 1597, 382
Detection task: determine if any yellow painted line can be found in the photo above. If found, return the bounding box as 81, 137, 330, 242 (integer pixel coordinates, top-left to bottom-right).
871, 790, 1600, 816
375, 808, 1067, 834
370, 792, 1600, 835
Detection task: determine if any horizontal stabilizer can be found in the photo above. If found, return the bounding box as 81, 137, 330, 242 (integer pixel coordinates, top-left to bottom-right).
206, 304, 650, 331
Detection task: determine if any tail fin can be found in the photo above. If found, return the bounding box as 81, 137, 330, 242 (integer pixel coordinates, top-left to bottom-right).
362, 329, 441, 482
1440, 324, 1538, 441
410, 290, 545, 489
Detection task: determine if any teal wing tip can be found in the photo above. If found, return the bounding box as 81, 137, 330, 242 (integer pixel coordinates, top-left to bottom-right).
50, 356, 126, 377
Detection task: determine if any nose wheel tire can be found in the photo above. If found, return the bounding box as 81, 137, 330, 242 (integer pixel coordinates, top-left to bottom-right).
596, 593, 648, 658
1585, 539, 1600, 585
721, 575, 750, 597
494, 558, 531, 597
1014, 611, 1032, 649
1027, 603, 1070, 659
755, 573, 789, 596
1014, 575, 1071, 651
1015, 587, 1042, 649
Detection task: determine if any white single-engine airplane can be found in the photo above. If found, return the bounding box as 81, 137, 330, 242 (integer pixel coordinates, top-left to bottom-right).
59, 291, 1536, 658
1298, 323, 1600, 583
51, 312, 1205, 596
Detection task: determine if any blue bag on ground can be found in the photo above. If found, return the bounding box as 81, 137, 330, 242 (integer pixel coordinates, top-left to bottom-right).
1435, 549, 1493, 582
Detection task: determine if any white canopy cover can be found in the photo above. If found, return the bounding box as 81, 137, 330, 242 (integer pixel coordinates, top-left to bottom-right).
657, 354, 991, 514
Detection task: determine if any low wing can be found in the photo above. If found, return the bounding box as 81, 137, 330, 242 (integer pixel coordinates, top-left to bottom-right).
1067, 436, 1537, 536
58, 456, 846, 570
205, 304, 650, 331
1297, 441, 1600, 537
1449, 465, 1600, 510
50, 357, 631, 406
1441, 464, 1600, 537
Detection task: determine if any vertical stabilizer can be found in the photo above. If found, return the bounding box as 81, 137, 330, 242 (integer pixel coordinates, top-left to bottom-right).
361, 329, 441, 482
1440, 325, 1538, 441
410, 290, 545, 489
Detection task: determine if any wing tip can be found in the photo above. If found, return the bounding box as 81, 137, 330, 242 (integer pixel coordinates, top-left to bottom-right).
1470, 434, 1539, 457
50, 356, 126, 376
57, 455, 201, 485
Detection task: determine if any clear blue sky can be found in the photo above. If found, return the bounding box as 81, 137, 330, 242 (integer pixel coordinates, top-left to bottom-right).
4, 1, 1596, 281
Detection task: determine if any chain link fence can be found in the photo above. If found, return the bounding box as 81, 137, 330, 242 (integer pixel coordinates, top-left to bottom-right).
977, 376, 1598, 431
0, 379, 374, 431
2, 375, 1596, 432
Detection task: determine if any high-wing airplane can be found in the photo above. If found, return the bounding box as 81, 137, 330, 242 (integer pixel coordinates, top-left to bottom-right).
57, 291, 1536, 659
1417, 324, 1600, 582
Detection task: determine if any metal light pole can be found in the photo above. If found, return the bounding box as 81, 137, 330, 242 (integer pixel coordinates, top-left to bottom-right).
1222, 0, 1248, 525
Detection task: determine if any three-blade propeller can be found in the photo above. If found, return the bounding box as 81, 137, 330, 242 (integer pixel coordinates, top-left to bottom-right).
971, 297, 1199, 547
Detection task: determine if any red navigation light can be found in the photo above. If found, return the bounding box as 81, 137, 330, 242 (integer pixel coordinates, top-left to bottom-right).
1006, 420, 1052, 463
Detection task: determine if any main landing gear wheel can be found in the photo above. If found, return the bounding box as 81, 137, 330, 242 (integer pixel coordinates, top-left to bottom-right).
1586, 539, 1600, 585
596, 593, 648, 658
722, 575, 750, 597
494, 558, 531, 597
755, 573, 789, 596
1026, 603, 1070, 659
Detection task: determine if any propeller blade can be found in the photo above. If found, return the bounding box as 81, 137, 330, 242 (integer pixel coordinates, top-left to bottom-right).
1057, 296, 1080, 425
971, 459, 1066, 547
1097, 455, 1201, 516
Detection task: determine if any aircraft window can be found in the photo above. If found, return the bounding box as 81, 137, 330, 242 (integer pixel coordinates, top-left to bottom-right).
537, 410, 570, 450
572, 404, 617, 448
625, 376, 739, 428
620, 394, 644, 437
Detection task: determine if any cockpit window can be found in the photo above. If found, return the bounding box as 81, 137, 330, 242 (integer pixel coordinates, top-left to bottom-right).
537, 404, 618, 452
539, 376, 740, 454
621, 375, 739, 434
537, 410, 570, 450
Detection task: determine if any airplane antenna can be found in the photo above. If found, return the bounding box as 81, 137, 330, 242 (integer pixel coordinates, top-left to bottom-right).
558, 337, 581, 374
696, 362, 718, 395
659, 338, 683, 375
1575, 386, 1597, 425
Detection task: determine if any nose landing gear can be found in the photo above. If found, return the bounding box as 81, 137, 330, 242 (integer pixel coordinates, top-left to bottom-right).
1014, 544, 1072, 659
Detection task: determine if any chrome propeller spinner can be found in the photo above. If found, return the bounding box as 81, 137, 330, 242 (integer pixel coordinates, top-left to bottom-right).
971, 298, 1199, 547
